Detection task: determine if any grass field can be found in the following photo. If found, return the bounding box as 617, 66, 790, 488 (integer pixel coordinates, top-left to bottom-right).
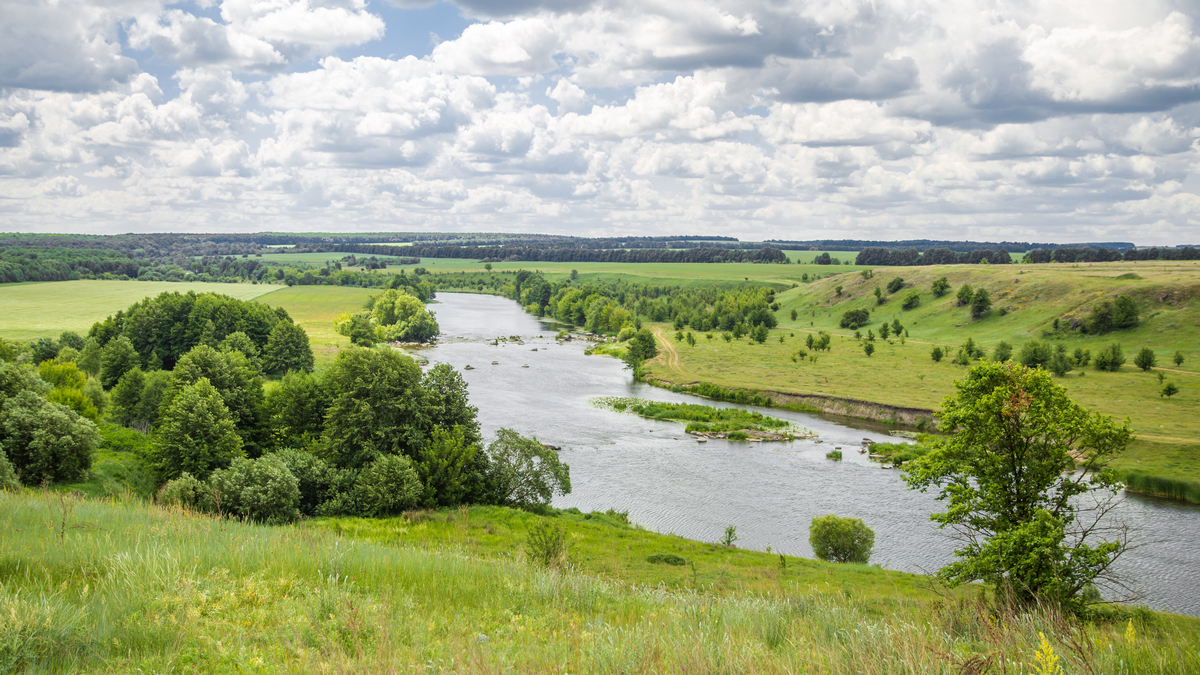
4, 490, 1197, 672
256, 285, 373, 365
0, 280, 277, 340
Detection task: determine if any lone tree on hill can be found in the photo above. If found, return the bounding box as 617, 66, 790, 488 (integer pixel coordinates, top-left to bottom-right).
903, 361, 1133, 613
1134, 347, 1157, 372
970, 288, 992, 319
931, 277, 951, 297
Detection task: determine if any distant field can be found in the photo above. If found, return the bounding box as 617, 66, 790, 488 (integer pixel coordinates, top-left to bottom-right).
0, 280, 276, 340
256, 285, 373, 365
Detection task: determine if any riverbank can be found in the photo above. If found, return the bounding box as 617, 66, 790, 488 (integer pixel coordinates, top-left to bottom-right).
4, 489, 1198, 672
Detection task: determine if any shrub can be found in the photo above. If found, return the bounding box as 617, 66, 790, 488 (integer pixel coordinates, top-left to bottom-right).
992, 341, 1013, 362
886, 277, 905, 294
646, 553, 687, 565
208, 455, 301, 524
862, 342, 875, 357
1174, 351, 1185, 367
273, 448, 345, 516
809, 514, 874, 564
956, 284, 974, 307
1, 390, 99, 485
930, 346, 944, 362
1161, 382, 1179, 398
839, 309, 870, 329
1073, 348, 1092, 367
874, 287, 884, 304
970, 289, 992, 319
720, 525, 738, 547
525, 520, 570, 568
1134, 347, 1157, 372
158, 472, 208, 509
355, 454, 422, 517
826, 449, 843, 460
1018, 340, 1053, 369
902, 291, 921, 310
1094, 344, 1125, 372
931, 277, 950, 296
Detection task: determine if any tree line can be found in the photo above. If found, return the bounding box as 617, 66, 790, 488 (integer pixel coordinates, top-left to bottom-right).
292, 243, 790, 264
854, 247, 1015, 266
1024, 246, 1200, 263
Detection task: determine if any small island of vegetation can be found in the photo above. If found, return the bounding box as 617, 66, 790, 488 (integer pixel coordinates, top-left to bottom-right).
594, 396, 809, 441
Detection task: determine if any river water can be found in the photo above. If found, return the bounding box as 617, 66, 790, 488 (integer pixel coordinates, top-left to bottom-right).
415, 292, 1200, 617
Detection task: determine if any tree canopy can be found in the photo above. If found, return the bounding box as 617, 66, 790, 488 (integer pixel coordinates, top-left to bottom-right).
903, 361, 1133, 612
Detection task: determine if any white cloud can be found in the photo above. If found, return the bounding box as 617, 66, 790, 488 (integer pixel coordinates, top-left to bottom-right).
431, 18, 561, 75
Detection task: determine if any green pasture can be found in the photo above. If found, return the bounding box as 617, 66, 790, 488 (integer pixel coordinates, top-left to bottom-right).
256, 285, 373, 365
4, 490, 1197, 672
0, 280, 276, 340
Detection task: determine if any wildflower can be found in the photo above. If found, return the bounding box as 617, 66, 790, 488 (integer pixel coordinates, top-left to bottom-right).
1033, 632, 1062, 675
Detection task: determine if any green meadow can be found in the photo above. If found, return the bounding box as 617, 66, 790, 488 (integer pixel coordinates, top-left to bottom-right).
0, 280, 276, 340
642, 259, 1200, 500
255, 285, 373, 365
4, 490, 1197, 673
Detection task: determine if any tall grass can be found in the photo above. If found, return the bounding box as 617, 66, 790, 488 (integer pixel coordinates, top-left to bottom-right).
1122, 472, 1200, 503
2, 490, 1197, 673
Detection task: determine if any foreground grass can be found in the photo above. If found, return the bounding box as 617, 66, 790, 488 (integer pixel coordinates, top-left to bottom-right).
0, 280, 276, 340
4, 491, 1199, 674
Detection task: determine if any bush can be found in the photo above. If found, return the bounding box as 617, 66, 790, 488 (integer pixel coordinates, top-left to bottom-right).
970, 289, 992, 319
886, 277, 905, 294
826, 449, 843, 460
355, 453, 421, 517
901, 291, 921, 310
0, 448, 20, 490
956, 284, 974, 307
930, 346, 944, 362
1094, 344, 1125, 372
1174, 351, 1185, 367
1, 390, 99, 485
487, 428, 571, 508
809, 514, 874, 564
273, 448, 345, 516
158, 472, 208, 509
1134, 347, 1157, 372
646, 553, 687, 565
840, 309, 870, 329
208, 455, 301, 524
525, 520, 570, 568
931, 277, 950, 297
992, 341, 1013, 362
1018, 340, 1053, 369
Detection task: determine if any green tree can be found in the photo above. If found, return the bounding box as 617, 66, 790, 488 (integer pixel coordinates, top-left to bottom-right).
790, 308, 798, 321
687, 331, 698, 347
414, 425, 478, 507
750, 325, 768, 344
879, 322, 890, 339
168, 344, 266, 454
263, 321, 314, 375
99, 335, 139, 388
956, 284, 974, 307
1161, 382, 1179, 398
150, 378, 245, 482
931, 277, 950, 297
321, 347, 425, 470
1094, 343, 1125, 372
863, 342, 875, 357
873, 287, 884, 304
970, 289, 992, 319
992, 341, 1013, 362
626, 328, 658, 365
930, 346, 944, 362
219, 331, 263, 373
30, 337, 59, 364
809, 515, 874, 564
886, 277, 905, 293
1134, 347, 1157, 372
1018, 340, 1052, 369
1, 390, 100, 485
1113, 295, 1138, 329
264, 370, 328, 451
57, 331, 86, 352
110, 367, 147, 427
1173, 351, 1185, 367
487, 428, 571, 508
903, 362, 1133, 612
840, 309, 869, 329
78, 338, 102, 377
902, 291, 921, 310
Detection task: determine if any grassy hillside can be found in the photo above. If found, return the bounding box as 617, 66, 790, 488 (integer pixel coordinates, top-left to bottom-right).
4, 490, 1197, 673
0, 280, 276, 340
643, 259, 1200, 500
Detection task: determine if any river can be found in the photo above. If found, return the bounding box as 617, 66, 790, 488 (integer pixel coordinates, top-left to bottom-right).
415, 292, 1200, 617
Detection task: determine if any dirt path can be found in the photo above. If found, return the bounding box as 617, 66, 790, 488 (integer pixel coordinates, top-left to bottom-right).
650, 325, 685, 375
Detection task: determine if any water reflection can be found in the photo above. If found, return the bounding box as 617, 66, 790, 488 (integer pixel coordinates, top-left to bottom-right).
416, 292, 1200, 616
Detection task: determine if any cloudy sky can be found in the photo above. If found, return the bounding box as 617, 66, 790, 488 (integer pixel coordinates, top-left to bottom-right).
2, 0, 1200, 243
